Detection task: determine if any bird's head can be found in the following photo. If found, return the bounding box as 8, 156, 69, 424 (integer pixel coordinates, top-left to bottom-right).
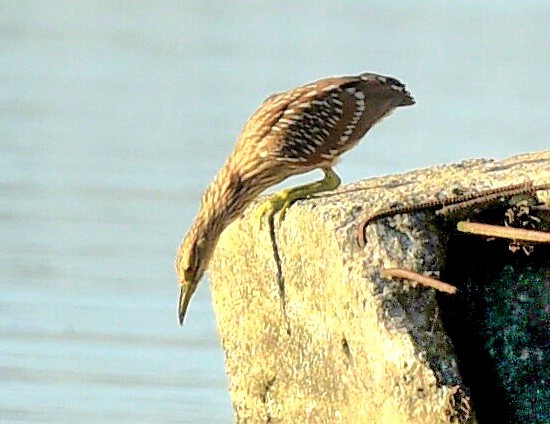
176, 228, 216, 325
176, 232, 212, 290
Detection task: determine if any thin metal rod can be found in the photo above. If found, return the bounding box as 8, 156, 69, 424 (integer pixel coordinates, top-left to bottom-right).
457, 221, 550, 243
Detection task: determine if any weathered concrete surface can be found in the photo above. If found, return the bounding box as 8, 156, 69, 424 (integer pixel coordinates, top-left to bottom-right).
208, 150, 550, 423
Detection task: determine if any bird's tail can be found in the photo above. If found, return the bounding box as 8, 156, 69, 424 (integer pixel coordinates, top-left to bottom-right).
178, 283, 197, 326
398, 90, 416, 107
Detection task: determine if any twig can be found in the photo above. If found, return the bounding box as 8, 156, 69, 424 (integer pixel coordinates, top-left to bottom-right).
381, 268, 457, 294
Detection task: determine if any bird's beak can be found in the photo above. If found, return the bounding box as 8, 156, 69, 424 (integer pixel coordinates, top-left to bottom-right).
178, 283, 197, 326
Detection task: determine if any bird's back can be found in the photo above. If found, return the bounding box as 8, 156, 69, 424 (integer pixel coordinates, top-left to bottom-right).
235, 72, 415, 176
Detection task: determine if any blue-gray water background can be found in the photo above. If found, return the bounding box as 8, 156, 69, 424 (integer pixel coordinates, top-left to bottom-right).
1, 1, 548, 423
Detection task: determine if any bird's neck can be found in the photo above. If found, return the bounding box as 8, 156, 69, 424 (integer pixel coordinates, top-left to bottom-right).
183, 161, 256, 269
197, 163, 248, 235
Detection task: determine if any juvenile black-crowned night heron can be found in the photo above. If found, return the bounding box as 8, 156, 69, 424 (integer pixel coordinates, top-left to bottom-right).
176, 72, 415, 325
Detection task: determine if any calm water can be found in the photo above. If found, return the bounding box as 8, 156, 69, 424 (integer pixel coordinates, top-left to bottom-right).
1, 1, 548, 423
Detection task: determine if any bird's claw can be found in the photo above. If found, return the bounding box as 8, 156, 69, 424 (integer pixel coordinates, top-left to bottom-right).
254, 193, 292, 230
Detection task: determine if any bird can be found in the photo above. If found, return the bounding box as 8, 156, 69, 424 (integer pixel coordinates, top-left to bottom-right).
175, 72, 415, 325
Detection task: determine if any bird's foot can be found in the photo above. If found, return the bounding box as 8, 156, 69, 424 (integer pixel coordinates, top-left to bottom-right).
254, 168, 341, 230
254, 190, 294, 229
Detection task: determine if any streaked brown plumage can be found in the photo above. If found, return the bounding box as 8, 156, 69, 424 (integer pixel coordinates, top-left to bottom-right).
176, 72, 415, 325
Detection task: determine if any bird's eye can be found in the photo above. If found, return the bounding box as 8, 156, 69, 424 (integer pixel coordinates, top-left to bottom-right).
184, 266, 194, 280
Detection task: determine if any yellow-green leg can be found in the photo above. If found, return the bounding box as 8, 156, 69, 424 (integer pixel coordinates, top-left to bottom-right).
255, 168, 341, 225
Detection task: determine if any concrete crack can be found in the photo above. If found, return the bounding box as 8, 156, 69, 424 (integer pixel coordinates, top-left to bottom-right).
268, 214, 291, 335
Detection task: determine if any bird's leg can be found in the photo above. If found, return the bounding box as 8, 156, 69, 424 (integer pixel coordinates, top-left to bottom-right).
255, 168, 341, 225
